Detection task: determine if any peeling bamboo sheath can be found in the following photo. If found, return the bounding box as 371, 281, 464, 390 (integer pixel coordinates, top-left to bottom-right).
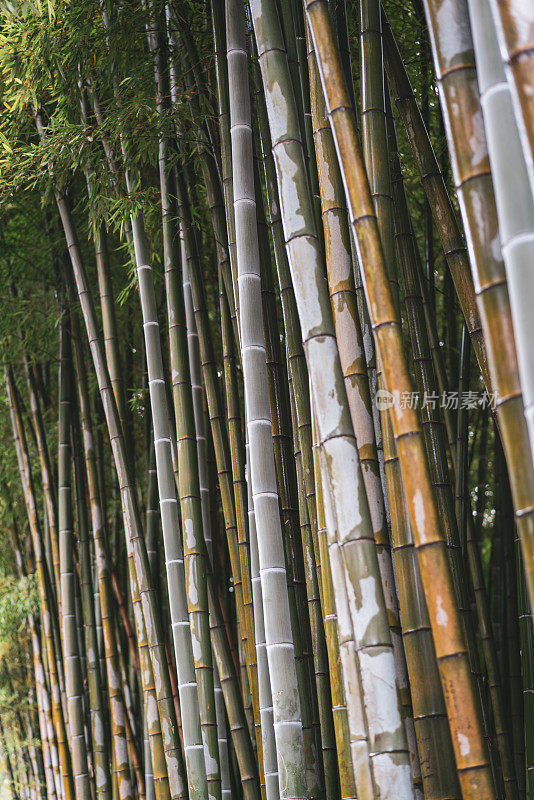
305, 2, 496, 798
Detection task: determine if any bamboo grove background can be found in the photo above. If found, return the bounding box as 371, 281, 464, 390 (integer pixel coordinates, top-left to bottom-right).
0, 0, 532, 799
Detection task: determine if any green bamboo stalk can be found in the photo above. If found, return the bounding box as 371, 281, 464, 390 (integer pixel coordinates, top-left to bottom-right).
175, 168, 262, 782
57, 314, 92, 800
207, 579, 261, 800
130, 209, 207, 800
22, 359, 60, 618
145, 437, 158, 800
210, 0, 238, 312
251, 1, 415, 795
32, 626, 60, 800
227, 3, 308, 797
499, 451, 528, 800
305, 4, 496, 797
167, 11, 238, 345
359, 0, 399, 309
11, 519, 61, 800
5, 367, 74, 800
165, 196, 221, 800
384, 92, 456, 454
218, 270, 267, 792
92, 228, 129, 445
0, 719, 18, 800
147, 10, 221, 795
183, 249, 242, 800
54, 192, 183, 800
217, 260, 250, 679
71, 409, 111, 800
26, 683, 47, 800
455, 328, 470, 552
71, 316, 135, 800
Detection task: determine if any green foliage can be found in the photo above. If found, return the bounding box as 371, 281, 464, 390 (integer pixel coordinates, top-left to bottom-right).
0, 574, 37, 642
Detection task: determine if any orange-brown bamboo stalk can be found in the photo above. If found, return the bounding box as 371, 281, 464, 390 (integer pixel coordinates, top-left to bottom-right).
305, 3, 496, 797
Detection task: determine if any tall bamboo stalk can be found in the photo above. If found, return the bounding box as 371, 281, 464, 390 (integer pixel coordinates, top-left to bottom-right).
71, 407, 111, 800
487, 0, 534, 194
464, 0, 534, 614
5, 366, 74, 800
22, 358, 60, 617
71, 312, 135, 800
54, 192, 184, 800
381, 14, 491, 393
147, 10, 221, 795
227, 2, 308, 797
254, 141, 324, 800
307, 31, 422, 791
175, 169, 262, 784
131, 214, 207, 800
305, 4, 496, 797
57, 315, 92, 800
251, 1, 415, 796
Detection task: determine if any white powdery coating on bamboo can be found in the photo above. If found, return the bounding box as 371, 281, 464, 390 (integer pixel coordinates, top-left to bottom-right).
372, 754, 413, 800
457, 732, 470, 756
350, 576, 380, 642
358, 651, 403, 737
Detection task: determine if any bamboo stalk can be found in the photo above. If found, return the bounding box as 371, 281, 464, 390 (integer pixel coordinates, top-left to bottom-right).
381, 12, 491, 393
5, 366, 74, 800
71, 315, 136, 800
22, 359, 60, 618
147, 10, 221, 794
57, 314, 92, 800
130, 208, 207, 800
385, 86, 507, 791
307, 33, 422, 791
175, 168, 262, 782
311, 403, 373, 800
305, 4, 496, 797
226, 3, 308, 797
251, 48, 321, 601
289, 389, 339, 800
252, 1, 415, 795
465, 0, 534, 614
185, 254, 254, 800
71, 406, 111, 800
254, 139, 324, 800
54, 192, 183, 800
487, 0, 534, 194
